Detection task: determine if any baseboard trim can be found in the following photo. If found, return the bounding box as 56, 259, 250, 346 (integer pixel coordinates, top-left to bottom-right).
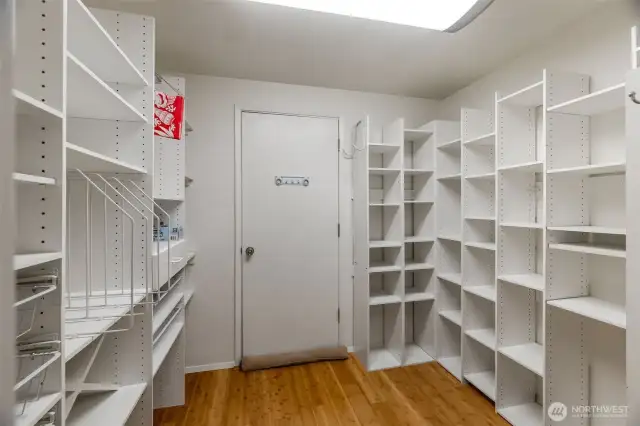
347, 346, 355, 353
186, 361, 236, 374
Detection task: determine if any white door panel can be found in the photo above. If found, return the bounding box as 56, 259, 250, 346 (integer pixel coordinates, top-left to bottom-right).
241, 112, 339, 357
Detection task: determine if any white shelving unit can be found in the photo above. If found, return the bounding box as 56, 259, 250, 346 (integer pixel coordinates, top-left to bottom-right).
354, 117, 437, 371
10, 2, 194, 425
461, 108, 496, 400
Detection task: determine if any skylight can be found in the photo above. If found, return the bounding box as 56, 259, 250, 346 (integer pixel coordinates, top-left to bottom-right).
244, 0, 493, 32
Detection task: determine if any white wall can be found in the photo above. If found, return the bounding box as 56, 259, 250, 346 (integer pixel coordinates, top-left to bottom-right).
183, 75, 439, 370
439, 2, 636, 118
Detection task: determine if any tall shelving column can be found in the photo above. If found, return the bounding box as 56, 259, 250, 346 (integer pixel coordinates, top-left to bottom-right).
13, 1, 65, 425
460, 108, 496, 401
545, 71, 627, 426
495, 76, 548, 426
433, 120, 463, 380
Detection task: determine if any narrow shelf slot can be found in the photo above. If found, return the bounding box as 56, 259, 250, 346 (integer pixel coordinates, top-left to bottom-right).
465, 216, 495, 222
548, 297, 626, 329
437, 138, 461, 151
369, 263, 402, 274
547, 83, 625, 115
499, 343, 544, 376
500, 222, 544, 230
405, 289, 435, 303
369, 291, 402, 306
466, 172, 495, 181
153, 290, 184, 335
404, 169, 434, 176
369, 241, 403, 249
368, 168, 401, 176
405, 262, 435, 271
404, 129, 433, 142
437, 174, 462, 181
438, 235, 462, 243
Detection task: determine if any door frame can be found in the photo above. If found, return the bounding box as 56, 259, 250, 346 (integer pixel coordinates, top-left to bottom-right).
234, 107, 343, 363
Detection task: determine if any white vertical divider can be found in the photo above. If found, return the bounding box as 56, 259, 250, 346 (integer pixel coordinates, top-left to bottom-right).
433, 120, 462, 380
2, 0, 16, 423
461, 108, 496, 400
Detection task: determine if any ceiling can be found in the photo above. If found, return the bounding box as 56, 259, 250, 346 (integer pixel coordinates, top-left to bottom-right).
86, 0, 608, 99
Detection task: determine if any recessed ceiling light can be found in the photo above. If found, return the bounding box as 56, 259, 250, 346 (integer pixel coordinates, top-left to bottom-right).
243, 0, 494, 32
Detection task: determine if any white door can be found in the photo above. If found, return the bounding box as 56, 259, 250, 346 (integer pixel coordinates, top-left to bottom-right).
241, 112, 340, 357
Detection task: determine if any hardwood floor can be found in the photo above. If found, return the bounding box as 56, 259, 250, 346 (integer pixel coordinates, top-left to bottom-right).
153, 355, 510, 426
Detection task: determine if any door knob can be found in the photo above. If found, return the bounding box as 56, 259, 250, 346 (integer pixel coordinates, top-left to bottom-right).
245, 247, 255, 257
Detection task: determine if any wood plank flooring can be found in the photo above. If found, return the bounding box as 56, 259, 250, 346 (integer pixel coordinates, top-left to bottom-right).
153, 355, 509, 426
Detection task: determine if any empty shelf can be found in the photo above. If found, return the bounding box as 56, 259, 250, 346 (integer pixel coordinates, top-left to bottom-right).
368, 168, 401, 176
438, 235, 462, 242
405, 262, 435, 271
498, 274, 544, 291
13, 173, 56, 186
497, 81, 544, 107
369, 349, 401, 371
369, 292, 402, 306
549, 242, 625, 258
14, 252, 62, 270
547, 83, 625, 115
501, 222, 544, 229
68, 0, 148, 86
405, 289, 435, 303
438, 273, 462, 286
437, 174, 462, 181
404, 129, 433, 142
548, 297, 626, 329
66, 383, 147, 426
465, 371, 495, 401
404, 200, 434, 205
465, 241, 496, 251
368, 143, 400, 154
465, 172, 495, 181
464, 285, 496, 302
498, 403, 543, 426
498, 161, 543, 173
13, 89, 63, 120
466, 328, 496, 350
66, 142, 147, 174
370, 202, 401, 207
464, 132, 495, 147
465, 216, 495, 221
499, 343, 544, 376
153, 320, 184, 377
404, 169, 434, 175
439, 310, 462, 326
15, 393, 62, 426
404, 343, 434, 366
67, 53, 147, 122
369, 240, 403, 249
404, 236, 435, 243
369, 263, 402, 274
548, 162, 625, 176
439, 356, 462, 380
548, 225, 625, 235
153, 289, 184, 335
152, 239, 186, 256
437, 138, 461, 151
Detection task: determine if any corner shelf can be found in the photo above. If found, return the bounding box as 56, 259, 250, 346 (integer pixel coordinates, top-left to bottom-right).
439, 356, 462, 380
369, 349, 401, 371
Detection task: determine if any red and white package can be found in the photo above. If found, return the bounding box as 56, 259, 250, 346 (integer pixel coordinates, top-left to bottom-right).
154, 91, 185, 140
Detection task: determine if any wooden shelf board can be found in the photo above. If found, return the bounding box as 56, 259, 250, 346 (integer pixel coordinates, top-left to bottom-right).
66, 142, 147, 174
548, 225, 625, 235
404, 344, 434, 366
439, 310, 462, 326
438, 273, 462, 286
464, 132, 495, 147
68, 0, 148, 86
548, 297, 626, 329
66, 383, 147, 426
547, 83, 625, 115
499, 343, 544, 376
13, 173, 56, 186
67, 52, 147, 123
498, 403, 543, 426
465, 371, 495, 401
549, 242, 625, 258
498, 161, 543, 173
547, 162, 625, 176
497, 81, 544, 107
464, 285, 496, 302
14, 252, 62, 270
368, 349, 401, 371
465, 328, 496, 350
13, 89, 63, 120
498, 274, 544, 292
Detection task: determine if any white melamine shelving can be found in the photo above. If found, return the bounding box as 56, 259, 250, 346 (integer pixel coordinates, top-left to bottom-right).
498, 404, 543, 426
464, 285, 496, 302
13, 89, 64, 120
370, 291, 402, 306
438, 273, 461, 286
66, 383, 147, 426
153, 290, 185, 335
499, 343, 544, 376
466, 328, 496, 350
12, 173, 56, 186
498, 161, 543, 173
547, 162, 626, 176
549, 242, 626, 258
440, 310, 462, 326
498, 274, 544, 292
548, 297, 626, 329
15, 393, 62, 426
465, 371, 496, 400
13, 252, 63, 270
368, 349, 401, 371
153, 320, 185, 377
547, 83, 625, 115
404, 344, 434, 366
439, 356, 462, 380
496, 81, 544, 107
66, 142, 147, 174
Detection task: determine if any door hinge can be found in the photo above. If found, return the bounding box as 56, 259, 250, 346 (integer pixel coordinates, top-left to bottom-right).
338, 223, 341, 237
337, 308, 341, 323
